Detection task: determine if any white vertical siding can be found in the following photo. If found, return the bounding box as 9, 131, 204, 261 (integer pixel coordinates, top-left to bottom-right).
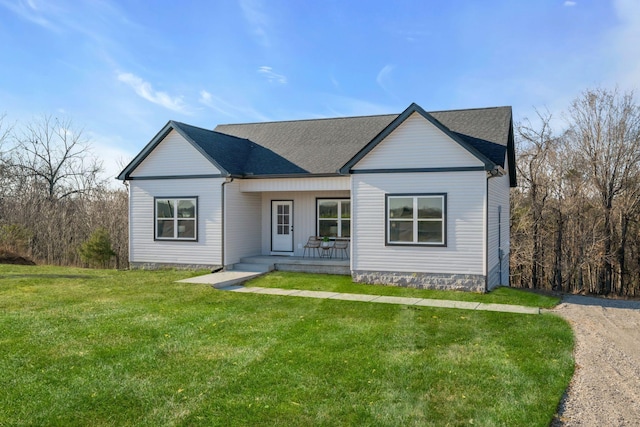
352, 112, 483, 170
260, 191, 350, 256
224, 180, 262, 265
131, 129, 221, 177
351, 172, 486, 275
129, 178, 223, 266
487, 158, 511, 289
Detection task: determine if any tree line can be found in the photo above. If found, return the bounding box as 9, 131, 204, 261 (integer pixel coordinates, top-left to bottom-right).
0, 114, 127, 268
512, 87, 640, 297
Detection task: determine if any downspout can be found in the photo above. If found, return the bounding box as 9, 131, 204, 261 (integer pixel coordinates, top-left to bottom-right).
498, 205, 502, 286
220, 177, 234, 271
485, 176, 489, 293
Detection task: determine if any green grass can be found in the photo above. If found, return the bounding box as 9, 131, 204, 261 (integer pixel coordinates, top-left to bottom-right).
250, 271, 560, 308
0, 265, 573, 426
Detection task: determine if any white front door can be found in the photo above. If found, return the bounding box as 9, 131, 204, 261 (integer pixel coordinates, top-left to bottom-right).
271, 201, 293, 252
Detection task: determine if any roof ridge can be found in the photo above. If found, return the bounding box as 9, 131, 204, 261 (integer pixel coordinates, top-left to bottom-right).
429, 106, 512, 113
215, 105, 512, 127
216, 113, 399, 127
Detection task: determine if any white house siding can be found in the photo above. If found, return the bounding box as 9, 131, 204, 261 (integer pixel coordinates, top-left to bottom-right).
260, 190, 350, 256
129, 178, 224, 268
486, 161, 511, 289
239, 176, 350, 192
351, 172, 487, 291
224, 180, 262, 265
131, 130, 221, 177
352, 112, 484, 170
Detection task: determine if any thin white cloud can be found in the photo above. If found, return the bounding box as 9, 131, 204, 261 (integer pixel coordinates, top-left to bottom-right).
117, 72, 189, 114
322, 94, 396, 117
199, 89, 270, 122
376, 64, 397, 98
608, 0, 640, 90
564, 1, 577, 6
0, 0, 60, 31
258, 66, 287, 84
238, 0, 270, 47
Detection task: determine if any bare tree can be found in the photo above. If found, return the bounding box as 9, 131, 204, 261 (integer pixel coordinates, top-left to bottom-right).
11, 115, 105, 200
516, 109, 557, 288
567, 88, 640, 294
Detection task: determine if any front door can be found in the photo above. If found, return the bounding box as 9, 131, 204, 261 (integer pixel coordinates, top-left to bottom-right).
271, 201, 293, 252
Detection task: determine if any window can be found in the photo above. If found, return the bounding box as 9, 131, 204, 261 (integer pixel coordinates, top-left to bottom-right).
386, 194, 446, 245
155, 197, 197, 241
317, 199, 350, 238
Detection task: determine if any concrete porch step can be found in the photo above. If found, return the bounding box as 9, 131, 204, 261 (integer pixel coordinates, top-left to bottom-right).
231, 262, 274, 273
178, 270, 264, 288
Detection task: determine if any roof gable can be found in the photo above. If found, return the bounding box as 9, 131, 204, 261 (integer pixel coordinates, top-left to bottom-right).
118, 121, 231, 180
339, 103, 498, 173
349, 111, 487, 171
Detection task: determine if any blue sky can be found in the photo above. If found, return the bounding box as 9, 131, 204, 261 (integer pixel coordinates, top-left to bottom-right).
1, 0, 638, 182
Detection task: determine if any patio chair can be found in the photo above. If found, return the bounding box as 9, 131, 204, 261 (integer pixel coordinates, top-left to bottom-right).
303, 236, 321, 258
332, 239, 349, 259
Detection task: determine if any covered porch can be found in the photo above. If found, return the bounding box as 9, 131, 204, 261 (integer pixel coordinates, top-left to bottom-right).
224, 176, 353, 267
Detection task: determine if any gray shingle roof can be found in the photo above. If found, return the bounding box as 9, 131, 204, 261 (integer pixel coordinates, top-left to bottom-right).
119, 103, 515, 186
214, 114, 398, 175
172, 122, 307, 176
214, 105, 513, 175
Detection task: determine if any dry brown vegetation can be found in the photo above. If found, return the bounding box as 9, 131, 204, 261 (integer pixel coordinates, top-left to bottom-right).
0, 114, 127, 268
512, 88, 640, 297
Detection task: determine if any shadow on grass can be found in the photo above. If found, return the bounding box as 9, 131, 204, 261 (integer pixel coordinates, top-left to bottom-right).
0, 274, 96, 279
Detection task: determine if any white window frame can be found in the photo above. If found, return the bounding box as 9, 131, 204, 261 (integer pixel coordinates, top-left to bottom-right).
154, 197, 198, 241
316, 198, 351, 239
386, 193, 446, 246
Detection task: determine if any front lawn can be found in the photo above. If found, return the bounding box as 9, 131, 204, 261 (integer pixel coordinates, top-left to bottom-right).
0, 265, 572, 426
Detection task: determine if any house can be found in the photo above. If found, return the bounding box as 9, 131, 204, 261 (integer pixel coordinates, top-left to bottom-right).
117, 102, 516, 292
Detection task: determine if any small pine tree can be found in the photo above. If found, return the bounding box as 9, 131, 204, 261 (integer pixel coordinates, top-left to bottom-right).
78, 227, 116, 268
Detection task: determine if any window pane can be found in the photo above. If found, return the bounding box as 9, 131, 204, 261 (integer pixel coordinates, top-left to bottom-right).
418, 197, 443, 219
277, 205, 283, 214
341, 201, 351, 219
177, 200, 195, 218
319, 219, 338, 237
177, 220, 195, 239
283, 205, 289, 215
157, 219, 174, 238
418, 221, 443, 243
389, 220, 413, 242
389, 198, 413, 219
319, 201, 338, 219
341, 220, 351, 238
157, 200, 174, 219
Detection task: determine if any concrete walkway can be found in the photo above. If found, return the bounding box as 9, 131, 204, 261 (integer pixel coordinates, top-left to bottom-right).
179, 271, 540, 314
218, 285, 541, 315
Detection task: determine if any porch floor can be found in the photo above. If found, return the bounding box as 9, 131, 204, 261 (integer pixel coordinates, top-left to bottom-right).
238, 255, 350, 276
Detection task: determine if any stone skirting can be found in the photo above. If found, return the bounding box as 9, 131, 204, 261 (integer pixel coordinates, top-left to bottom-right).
275, 263, 350, 275
129, 262, 221, 271
351, 270, 486, 292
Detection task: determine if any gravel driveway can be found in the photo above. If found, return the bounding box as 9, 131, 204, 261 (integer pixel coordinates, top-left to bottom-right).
551, 295, 640, 426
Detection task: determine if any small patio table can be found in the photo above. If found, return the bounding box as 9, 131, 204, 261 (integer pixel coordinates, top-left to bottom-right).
320, 242, 334, 258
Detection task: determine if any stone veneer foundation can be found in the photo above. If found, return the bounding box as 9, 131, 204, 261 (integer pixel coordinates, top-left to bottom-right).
352, 270, 486, 292
130, 262, 221, 271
